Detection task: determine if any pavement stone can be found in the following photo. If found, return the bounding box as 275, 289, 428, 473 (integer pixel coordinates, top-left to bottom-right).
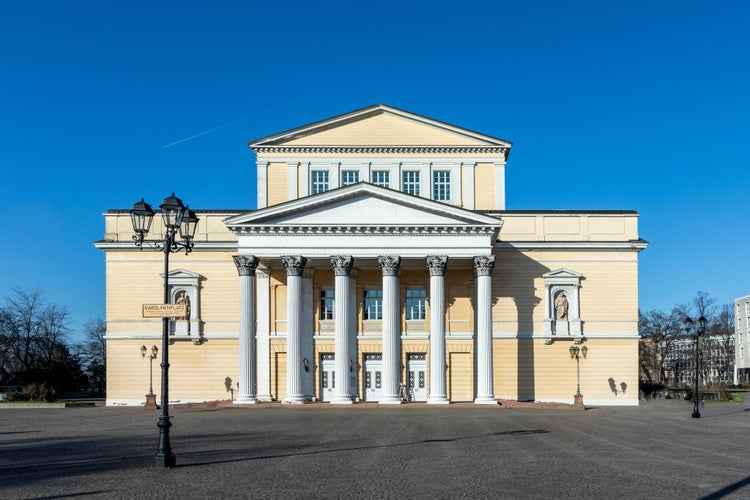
0, 399, 748, 499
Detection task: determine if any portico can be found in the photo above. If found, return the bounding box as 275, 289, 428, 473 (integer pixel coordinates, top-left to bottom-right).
225, 183, 503, 404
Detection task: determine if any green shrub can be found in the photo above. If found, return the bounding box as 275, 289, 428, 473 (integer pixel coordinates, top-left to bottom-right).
7, 383, 56, 402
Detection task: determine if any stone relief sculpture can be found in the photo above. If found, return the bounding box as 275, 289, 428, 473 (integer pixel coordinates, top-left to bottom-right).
176, 290, 191, 320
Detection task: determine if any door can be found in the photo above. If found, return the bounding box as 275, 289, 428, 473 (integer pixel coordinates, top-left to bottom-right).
320, 353, 335, 402
363, 353, 383, 401
407, 353, 427, 402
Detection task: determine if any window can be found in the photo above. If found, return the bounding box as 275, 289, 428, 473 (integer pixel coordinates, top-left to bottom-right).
320, 289, 334, 320
363, 288, 383, 320
405, 288, 426, 320
402, 171, 420, 196
312, 171, 329, 194
433, 171, 450, 201
372, 170, 390, 188
341, 170, 359, 186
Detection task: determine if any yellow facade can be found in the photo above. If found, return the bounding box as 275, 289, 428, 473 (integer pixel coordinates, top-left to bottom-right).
97, 105, 645, 406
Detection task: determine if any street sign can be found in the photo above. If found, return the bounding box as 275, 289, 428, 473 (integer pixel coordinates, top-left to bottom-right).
142, 304, 187, 318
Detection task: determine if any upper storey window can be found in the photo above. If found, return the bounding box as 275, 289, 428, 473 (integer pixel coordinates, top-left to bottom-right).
312, 171, 329, 195
433, 171, 450, 201
372, 170, 390, 188
402, 171, 420, 196
341, 170, 359, 186
320, 288, 334, 320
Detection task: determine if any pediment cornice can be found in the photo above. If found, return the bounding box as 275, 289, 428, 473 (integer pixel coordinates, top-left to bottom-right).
231, 224, 497, 237
254, 145, 509, 157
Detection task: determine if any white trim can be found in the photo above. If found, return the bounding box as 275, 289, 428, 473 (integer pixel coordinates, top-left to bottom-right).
257, 161, 268, 209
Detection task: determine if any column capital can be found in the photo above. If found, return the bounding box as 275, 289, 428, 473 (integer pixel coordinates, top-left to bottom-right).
473, 255, 495, 276
281, 256, 307, 277
426, 256, 448, 277
330, 255, 354, 277
377, 255, 401, 277
233, 255, 259, 277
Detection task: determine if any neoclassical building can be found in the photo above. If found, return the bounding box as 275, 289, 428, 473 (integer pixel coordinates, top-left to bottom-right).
97, 104, 647, 406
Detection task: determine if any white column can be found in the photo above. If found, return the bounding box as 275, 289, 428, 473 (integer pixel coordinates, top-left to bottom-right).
255, 267, 272, 401
474, 255, 498, 405
379, 255, 402, 404
302, 268, 314, 400
427, 256, 449, 404
233, 255, 259, 404
282, 255, 307, 403
331, 256, 354, 404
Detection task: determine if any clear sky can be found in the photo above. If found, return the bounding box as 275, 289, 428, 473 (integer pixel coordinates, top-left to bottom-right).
1, 1, 748, 341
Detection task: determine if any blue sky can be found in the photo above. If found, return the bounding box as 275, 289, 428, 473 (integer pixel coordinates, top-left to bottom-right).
1, 1, 748, 340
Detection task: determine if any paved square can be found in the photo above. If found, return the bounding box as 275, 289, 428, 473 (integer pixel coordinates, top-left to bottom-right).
1, 400, 748, 499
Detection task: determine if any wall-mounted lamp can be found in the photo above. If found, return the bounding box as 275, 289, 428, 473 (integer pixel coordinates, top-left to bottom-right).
349, 359, 354, 373
303, 358, 309, 372
544, 338, 554, 345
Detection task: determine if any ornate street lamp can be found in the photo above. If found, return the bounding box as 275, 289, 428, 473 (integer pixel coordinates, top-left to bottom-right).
685, 315, 708, 418
130, 193, 199, 468
141, 345, 158, 409
569, 343, 588, 408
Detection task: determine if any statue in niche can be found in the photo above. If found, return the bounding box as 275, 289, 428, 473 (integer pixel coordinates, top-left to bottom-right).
176, 290, 191, 320
554, 292, 569, 320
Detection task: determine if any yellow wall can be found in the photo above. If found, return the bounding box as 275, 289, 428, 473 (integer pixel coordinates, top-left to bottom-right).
267, 161, 289, 206
474, 162, 496, 210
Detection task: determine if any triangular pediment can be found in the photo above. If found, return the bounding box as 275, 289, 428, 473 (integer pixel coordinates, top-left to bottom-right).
249, 104, 512, 149
542, 269, 583, 279
224, 183, 502, 228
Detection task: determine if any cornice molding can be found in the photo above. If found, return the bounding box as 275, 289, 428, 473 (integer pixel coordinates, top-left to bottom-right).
231, 225, 498, 237
254, 145, 509, 157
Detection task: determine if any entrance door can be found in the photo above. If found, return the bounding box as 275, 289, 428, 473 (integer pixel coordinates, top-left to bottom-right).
406, 353, 427, 402
363, 353, 383, 401
320, 353, 335, 402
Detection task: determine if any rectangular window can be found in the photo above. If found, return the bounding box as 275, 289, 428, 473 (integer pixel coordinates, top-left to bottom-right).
402, 171, 420, 196
405, 288, 427, 320
433, 171, 451, 201
341, 170, 359, 186
372, 170, 390, 188
363, 288, 383, 320
320, 289, 334, 320
312, 171, 329, 195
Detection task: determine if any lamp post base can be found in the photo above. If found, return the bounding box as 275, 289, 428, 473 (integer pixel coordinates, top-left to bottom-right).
573, 394, 585, 409
144, 393, 158, 409
154, 452, 176, 468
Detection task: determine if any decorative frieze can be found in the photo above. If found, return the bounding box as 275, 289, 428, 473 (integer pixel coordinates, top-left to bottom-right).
253, 145, 509, 156
233, 255, 259, 276
231, 225, 497, 236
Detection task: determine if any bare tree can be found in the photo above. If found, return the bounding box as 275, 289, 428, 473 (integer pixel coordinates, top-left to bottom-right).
78, 319, 106, 394
639, 308, 683, 384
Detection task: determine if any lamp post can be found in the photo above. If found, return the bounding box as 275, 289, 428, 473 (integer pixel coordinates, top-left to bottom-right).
685, 315, 707, 418
141, 345, 158, 409
569, 343, 588, 408
130, 193, 199, 468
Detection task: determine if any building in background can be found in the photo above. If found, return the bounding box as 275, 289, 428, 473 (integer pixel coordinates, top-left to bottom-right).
95, 104, 648, 406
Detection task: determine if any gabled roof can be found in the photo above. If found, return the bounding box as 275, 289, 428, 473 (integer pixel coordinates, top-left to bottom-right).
248, 104, 513, 150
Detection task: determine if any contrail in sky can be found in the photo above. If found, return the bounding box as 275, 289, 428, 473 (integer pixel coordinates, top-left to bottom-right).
161, 114, 262, 149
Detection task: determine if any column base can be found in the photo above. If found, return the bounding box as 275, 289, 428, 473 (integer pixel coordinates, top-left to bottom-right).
427, 396, 450, 404
234, 397, 258, 405
330, 396, 354, 404
256, 394, 273, 402
474, 396, 499, 405
379, 396, 402, 405
282, 397, 306, 404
